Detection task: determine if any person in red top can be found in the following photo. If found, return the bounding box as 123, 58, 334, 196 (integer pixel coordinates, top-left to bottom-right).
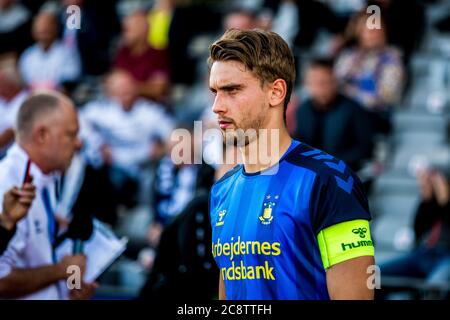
114, 11, 170, 103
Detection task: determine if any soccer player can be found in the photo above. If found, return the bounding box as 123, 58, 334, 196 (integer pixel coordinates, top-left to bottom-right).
208, 29, 375, 300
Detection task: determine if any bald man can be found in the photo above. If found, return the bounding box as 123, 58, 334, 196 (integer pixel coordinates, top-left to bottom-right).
0, 91, 96, 299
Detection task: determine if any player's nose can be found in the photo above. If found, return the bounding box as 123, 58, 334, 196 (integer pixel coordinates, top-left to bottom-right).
212, 94, 227, 115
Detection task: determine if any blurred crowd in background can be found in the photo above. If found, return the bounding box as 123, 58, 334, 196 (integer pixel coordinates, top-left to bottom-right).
1, 0, 450, 299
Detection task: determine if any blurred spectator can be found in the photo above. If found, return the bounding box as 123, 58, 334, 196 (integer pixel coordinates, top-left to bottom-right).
367, 0, 425, 65
147, 0, 173, 50
294, 58, 374, 171
114, 11, 170, 103
76, 70, 174, 226
381, 168, 450, 299
0, 63, 28, 158
147, 125, 214, 247
52, 0, 121, 77
0, 0, 33, 56
335, 12, 405, 134
18, 11, 81, 90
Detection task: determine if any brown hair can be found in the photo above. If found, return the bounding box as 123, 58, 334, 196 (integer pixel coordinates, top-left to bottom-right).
208, 28, 296, 121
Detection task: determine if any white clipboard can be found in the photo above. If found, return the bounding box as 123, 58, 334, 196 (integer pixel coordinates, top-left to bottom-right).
55, 219, 128, 283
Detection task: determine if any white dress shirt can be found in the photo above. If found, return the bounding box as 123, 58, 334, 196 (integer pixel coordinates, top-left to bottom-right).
0, 144, 67, 299
80, 98, 175, 178
19, 41, 81, 89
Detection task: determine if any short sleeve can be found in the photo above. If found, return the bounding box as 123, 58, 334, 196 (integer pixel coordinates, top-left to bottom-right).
309, 167, 371, 236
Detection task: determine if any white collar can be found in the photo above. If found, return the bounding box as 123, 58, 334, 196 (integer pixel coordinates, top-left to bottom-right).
8, 143, 59, 187
34, 41, 61, 55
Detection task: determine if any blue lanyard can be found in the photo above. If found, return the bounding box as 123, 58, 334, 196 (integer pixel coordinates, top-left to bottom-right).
23, 161, 64, 298
41, 187, 57, 250
42, 185, 64, 299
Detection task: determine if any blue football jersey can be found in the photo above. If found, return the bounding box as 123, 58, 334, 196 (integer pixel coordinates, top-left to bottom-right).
210, 140, 372, 300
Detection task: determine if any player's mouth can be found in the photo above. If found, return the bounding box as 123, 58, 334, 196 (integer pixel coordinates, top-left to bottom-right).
218, 119, 234, 129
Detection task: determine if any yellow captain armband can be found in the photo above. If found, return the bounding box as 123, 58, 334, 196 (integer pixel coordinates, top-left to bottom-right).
317, 219, 375, 269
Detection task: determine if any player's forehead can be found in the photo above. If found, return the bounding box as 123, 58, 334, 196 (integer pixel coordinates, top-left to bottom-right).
209, 60, 257, 88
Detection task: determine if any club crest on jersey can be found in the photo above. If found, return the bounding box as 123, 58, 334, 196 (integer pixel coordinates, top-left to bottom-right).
215, 210, 227, 227
259, 195, 278, 225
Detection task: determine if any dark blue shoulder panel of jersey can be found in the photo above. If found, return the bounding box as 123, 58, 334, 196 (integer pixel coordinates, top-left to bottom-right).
285, 143, 371, 235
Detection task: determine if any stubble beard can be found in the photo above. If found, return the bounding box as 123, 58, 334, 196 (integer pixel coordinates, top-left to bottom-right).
222, 108, 266, 148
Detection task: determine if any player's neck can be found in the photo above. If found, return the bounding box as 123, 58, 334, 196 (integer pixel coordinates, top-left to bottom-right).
240, 127, 292, 174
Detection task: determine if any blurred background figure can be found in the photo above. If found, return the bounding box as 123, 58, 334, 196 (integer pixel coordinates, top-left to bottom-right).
147, 124, 214, 248
114, 11, 170, 103
380, 168, 450, 299
335, 12, 405, 135
294, 58, 374, 172
76, 70, 174, 226
46, 0, 120, 78
18, 11, 81, 90
0, 62, 28, 158
366, 0, 425, 66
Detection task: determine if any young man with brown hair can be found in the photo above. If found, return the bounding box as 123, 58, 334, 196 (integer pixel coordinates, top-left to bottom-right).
208, 29, 375, 300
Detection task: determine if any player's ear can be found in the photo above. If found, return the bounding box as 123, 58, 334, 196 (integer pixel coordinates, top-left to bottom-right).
268, 79, 287, 108
32, 124, 48, 146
